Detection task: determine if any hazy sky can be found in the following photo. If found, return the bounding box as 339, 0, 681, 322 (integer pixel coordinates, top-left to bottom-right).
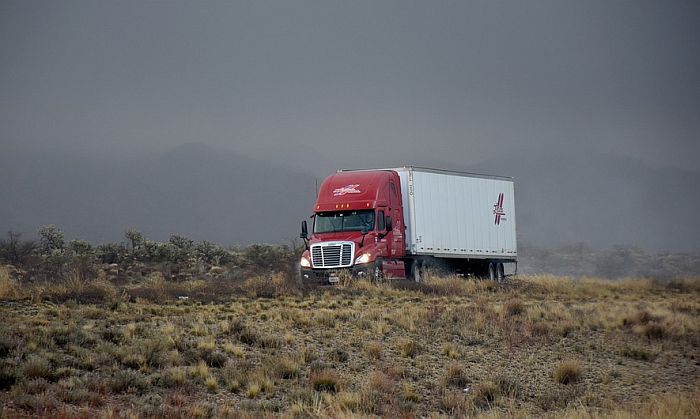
1, 1, 699, 172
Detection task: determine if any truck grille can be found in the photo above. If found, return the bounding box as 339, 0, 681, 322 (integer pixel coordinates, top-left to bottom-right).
310, 242, 354, 268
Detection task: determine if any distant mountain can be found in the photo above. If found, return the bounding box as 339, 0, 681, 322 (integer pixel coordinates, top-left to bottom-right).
0, 144, 317, 245
1, 145, 697, 253
467, 150, 700, 253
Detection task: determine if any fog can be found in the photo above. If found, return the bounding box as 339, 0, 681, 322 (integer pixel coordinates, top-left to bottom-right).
1, 1, 699, 251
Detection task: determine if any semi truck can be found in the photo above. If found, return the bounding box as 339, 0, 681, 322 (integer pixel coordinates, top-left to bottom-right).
299, 167, 516, 283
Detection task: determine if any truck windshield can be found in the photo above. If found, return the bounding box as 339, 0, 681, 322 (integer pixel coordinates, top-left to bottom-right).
314, 210, 375, 233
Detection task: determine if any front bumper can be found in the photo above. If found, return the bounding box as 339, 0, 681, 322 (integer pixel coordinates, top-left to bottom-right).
300, 264, 374, 284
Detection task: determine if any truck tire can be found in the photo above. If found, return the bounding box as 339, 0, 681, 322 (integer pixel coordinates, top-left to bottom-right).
371, 258, 384, 283
496, 262, 505, 282
487, 262, 496, 281
410, 261, 423, 283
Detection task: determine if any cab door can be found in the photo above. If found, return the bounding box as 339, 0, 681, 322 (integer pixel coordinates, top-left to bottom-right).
388, 180, 405, 258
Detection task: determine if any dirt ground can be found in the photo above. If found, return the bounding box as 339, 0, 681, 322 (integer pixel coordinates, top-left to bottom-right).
0, 275, 698, 417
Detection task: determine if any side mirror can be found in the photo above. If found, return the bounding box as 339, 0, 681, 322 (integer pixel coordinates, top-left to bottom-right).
300, 220, 308, 239
385, 215, 392, 231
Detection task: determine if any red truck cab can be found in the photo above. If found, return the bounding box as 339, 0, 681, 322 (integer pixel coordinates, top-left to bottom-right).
299, 170, 406, 282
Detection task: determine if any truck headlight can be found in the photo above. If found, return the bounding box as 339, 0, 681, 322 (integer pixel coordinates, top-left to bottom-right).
355, 253, 371, 265
300, 255, 311, 268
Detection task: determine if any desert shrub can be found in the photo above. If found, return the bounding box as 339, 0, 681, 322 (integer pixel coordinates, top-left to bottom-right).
554, 359, 583, 384
156, 367, 186, 388
239, 244, 299, 278
22, 355, 55, 380
620, 345, 656, 361
0, 364, 17, 390
0, 335, 18, 358
96, 242, 128, 264
203, 351, 228, 368
109, 369, 150, 393
55, 377, 103, 406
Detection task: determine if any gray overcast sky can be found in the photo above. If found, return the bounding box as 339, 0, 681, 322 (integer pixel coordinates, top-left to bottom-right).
1, 0, 699, 171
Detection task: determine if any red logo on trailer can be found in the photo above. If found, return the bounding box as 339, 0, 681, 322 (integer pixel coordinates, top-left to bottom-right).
493, 193, 506, 225
333, 184, 362, 196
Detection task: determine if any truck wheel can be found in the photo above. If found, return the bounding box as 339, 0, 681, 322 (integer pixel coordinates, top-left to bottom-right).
371, 258, 384, 283
496, 263, 505, 282
410, 261, 423, 283
487, 262, 496, 281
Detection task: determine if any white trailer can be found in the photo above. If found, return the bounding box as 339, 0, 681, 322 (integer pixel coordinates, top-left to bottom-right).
394, 167, 517, 280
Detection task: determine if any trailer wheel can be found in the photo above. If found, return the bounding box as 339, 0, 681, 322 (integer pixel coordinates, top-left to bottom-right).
410, 261, 423, 283
487, 262, 496, 281
496, 263, 505, 282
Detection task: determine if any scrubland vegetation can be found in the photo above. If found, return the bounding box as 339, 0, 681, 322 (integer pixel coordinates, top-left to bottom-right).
0, 227, 698, 417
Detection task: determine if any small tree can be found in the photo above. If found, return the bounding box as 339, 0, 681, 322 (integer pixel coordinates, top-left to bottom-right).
125, 229, 145, 251
0, 231, 37, 267
38, 225, 67, 281
38, 225, 65, 255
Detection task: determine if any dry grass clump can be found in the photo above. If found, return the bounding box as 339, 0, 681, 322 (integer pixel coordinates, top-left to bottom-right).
223, 343, 245, 358
204, 375, 218, 392
623, 309, 660, 326
397, 338, 420, 358
471, 381, 499, 408
0, 266, 20, 299
554, 359, 583, 384
636, 322, 667, 340
444, 362, 470, 388
242, 273, 295, 298
441, 391, 470, 415
310, 369, 340, 392
400, 381, 421, 403
419, 276, 495, 297
504, 298, 525, 317
620, 345, 656, 361
442, 342, 461, 359
22, 355, 54, 380
272, 357, 299, 379
364, 341, 383, 360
